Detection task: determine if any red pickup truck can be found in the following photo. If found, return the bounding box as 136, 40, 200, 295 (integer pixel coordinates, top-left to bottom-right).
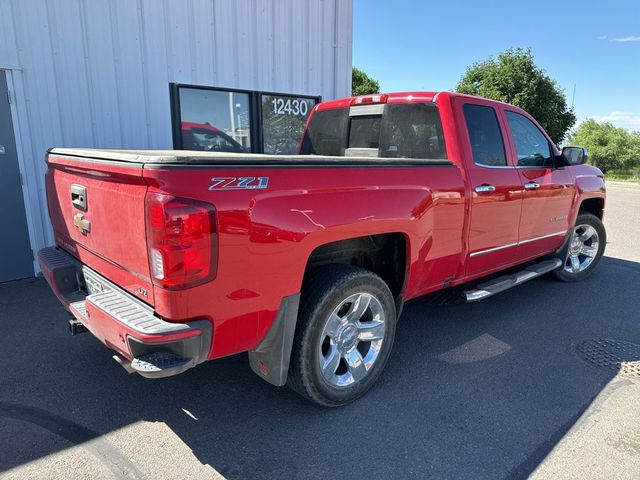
39, 92, 606, 406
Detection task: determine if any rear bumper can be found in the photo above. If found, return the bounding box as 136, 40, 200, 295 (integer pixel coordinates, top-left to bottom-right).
38, 247, 211, 378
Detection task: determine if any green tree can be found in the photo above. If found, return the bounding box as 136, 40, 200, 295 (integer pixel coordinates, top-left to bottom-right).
569, 119, 640, 173
456, 48, 576, 144
352, 67, 380, 96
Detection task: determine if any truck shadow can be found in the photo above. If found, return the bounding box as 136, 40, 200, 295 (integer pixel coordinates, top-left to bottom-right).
1, 256, 639, 479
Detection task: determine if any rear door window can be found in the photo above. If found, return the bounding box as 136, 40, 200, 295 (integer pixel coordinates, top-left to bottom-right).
462, 104, 507, 166
301, 103, 447, 159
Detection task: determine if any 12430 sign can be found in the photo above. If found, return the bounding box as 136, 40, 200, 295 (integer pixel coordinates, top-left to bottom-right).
271, 97, 309, 116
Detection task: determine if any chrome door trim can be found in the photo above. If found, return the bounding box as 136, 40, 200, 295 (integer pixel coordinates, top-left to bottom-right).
470, 230, 568, 257
469, 241, 519, 257
473, 162, 516, 169
473, 162, 555, 170
518, 230, 568, 245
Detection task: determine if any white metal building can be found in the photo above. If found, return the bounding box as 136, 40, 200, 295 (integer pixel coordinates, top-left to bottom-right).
0, 0, 353, 281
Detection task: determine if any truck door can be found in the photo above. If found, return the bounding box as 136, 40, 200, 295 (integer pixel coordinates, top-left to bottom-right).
503, 109, 574, 257
459, 100, 524, 276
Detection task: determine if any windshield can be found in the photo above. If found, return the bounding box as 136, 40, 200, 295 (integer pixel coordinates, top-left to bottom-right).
300, 103, 447, 159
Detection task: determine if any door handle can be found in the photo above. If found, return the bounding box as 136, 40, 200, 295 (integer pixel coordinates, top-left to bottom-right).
524, 182, 541, 190
475, 185, 496, 193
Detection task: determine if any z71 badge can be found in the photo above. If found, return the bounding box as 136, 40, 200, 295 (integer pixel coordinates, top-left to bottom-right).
209, 177, 269, 190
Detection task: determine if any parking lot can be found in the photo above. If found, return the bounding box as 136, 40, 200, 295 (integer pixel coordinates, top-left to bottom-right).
1, 181, 639, 480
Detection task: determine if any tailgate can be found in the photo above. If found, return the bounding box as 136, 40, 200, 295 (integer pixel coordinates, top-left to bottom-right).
46, 153, 154, 304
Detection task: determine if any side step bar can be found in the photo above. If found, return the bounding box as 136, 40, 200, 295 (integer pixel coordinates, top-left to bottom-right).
465, 258, 562, 302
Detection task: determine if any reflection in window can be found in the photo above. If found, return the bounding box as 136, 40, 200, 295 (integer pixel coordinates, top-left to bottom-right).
379, 103, 447, 159
349, 116, 381, 149
505, 111, 552, 167
179, 88, 251, 152
300, 108, 349, 156
300, 103, 446, 159
463, 104, 507, 166
261, 95, 317, 154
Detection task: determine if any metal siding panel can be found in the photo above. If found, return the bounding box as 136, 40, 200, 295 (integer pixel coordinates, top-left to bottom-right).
11, 0, 64, 149
6, 0, 353, 261
109, 0, 150, 148
273, 0, 292, 92
11, 0, 65, 250
337, 0, 354, 98
0, 1, 19, 67
163, 0, 194, 83
191, 0, 217, 85
290, 0, 302, 92
322, 0, 336, 99
212, 0, 237, 88
139, 0, 172, 149
46, 0, 95, 146
254, 0, 274, 92
78, 0, 122, 147
305, 0, 321, 95
309, 0, 329, 98
235, 0, 258, 89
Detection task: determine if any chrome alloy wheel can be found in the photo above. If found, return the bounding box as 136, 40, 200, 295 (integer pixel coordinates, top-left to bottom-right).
564, 224, 600, 274
318, 292, 386, 388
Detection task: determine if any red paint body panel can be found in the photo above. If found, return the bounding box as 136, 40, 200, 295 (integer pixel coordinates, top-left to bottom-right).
143, 165, 465, 357
42, 91, 606, 366
46, 158, 155, 304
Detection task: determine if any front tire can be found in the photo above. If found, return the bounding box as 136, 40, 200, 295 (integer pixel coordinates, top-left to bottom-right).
553, 213, 606, 282
287, 265, 397, 407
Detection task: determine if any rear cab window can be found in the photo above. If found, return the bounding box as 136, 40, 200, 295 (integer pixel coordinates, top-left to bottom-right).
301, 102, 447, 159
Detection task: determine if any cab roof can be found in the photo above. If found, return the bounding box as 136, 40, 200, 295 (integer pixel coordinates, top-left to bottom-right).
315, 91, 513, 111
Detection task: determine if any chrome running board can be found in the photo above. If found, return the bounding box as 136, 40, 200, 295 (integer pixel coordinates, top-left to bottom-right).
464, 258, 562, 302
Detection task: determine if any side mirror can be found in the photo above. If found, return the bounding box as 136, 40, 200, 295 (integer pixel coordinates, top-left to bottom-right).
560, 146, 588, 166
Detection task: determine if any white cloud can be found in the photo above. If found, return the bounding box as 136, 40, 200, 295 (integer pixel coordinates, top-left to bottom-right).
612, 35, 640, 43
590, 112, 640, 131
597, 34, 640, 43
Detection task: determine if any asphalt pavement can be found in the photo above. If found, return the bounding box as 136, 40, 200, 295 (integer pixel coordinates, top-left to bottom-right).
1, 181, 639, 479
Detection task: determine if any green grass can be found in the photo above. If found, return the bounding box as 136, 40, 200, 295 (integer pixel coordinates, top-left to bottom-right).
605, 171, 640, 183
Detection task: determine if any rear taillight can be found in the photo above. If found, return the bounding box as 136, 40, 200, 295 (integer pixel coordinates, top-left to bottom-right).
145, 192, 217, 290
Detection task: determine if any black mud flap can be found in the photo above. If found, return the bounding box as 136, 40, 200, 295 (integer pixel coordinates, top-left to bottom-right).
248, 293, 301, 387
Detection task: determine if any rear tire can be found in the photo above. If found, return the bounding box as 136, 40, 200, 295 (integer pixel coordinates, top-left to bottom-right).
287, 265, 396, 407
553, 213, 606, 282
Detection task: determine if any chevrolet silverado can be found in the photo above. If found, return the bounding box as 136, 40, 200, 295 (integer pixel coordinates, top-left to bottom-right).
38, 92, 606, 406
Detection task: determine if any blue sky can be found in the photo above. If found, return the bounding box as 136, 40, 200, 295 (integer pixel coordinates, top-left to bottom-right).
353, 0, 640, 131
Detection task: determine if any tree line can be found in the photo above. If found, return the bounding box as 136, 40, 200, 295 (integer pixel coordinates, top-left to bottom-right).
352, 49, 638, 174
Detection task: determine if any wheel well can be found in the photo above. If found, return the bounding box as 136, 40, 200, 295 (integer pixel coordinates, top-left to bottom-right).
579, 198, 604, 219
304, 233, 407, 297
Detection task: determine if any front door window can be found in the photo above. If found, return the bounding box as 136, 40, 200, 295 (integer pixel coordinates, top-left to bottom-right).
505, 111, 552, 167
